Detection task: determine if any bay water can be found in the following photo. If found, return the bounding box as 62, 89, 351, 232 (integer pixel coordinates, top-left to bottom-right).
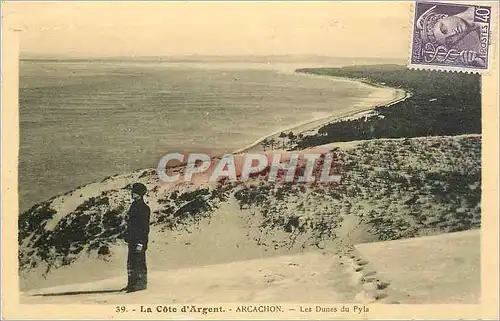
19, 60, 378, 212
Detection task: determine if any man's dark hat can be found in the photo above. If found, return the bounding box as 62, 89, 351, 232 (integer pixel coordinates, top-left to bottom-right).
132, 183, 147, 196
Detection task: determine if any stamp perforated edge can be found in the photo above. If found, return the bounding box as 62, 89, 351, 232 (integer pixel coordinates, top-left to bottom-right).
406, 0, 498, 74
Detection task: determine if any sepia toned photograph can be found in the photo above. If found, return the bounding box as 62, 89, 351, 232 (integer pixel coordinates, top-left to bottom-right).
1, 1, 498, 319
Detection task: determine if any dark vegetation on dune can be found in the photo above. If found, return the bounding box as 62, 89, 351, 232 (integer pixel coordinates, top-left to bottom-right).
235, 182, 345, 250
18, 184, 232, 276
294, 65, 481, 149
234, 136, 481, 243
153, 183, 232, 231
19, 194, 125, 275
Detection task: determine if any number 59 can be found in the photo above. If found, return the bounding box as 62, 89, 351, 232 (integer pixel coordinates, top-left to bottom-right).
116, 306, 126, 313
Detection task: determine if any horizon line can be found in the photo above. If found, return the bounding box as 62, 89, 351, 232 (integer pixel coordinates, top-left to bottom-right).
19, 54, 407, 61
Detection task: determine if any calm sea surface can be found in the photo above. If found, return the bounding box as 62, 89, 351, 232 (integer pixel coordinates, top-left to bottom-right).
19, 61, 376, 212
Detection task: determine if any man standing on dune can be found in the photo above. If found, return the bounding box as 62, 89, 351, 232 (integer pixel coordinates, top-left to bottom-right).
123, 182, 151, 293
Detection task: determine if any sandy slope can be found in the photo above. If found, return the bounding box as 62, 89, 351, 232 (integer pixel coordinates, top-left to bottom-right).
22, 230, 480, 304
19, 201, 377, 303
355, 229, 480, 304
22, 251, 354, 304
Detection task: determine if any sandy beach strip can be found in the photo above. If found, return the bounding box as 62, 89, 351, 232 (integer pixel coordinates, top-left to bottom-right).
233, 73, 410, 154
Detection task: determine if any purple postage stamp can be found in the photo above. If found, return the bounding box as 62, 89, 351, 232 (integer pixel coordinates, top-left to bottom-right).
411, 1, 492, 71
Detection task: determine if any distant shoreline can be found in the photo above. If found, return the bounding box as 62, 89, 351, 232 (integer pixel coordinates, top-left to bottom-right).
233, 71, 409, 154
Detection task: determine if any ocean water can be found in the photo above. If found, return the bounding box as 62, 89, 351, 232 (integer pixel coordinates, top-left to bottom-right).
19, 61, 377, 212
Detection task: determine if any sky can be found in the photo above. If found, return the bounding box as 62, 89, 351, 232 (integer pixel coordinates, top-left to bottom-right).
5, 2, 412, 58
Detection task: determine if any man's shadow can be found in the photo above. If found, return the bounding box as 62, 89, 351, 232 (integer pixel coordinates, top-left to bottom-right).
31, 288, 125, 297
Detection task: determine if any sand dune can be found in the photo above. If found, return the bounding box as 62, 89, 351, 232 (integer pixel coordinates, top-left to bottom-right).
22, 251, 354, 304
19, 135, 482, 305
22, 230, 479, 305
355, 229, 480, 304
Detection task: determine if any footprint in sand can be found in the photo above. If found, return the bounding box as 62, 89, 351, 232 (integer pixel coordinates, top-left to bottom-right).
356, 260, 368, 266
361, 276, 377, 283
355, 290, 389, 303
356, 269, 377, 279
363, 271, 377, 277
377, 282, 390, 290
362, 279, 390, 291
264, 273, 285, 284
374, 292, 388, 300
340, 254, 395, 304
362, 282, 380, 292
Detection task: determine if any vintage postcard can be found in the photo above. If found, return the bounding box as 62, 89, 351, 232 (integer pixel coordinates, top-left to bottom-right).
1, 1, 499, 320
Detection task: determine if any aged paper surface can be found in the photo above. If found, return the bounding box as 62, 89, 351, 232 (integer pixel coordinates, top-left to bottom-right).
2, 1, 499, 319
